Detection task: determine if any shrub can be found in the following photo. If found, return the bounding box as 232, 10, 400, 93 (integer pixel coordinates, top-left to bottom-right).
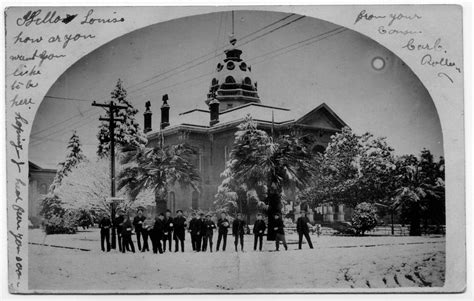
351, 202, 378, 235
44, 212, 77, 234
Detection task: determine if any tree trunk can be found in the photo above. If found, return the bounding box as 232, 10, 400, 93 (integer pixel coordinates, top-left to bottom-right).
266, 190, 282, 241
409, 205, 422, 236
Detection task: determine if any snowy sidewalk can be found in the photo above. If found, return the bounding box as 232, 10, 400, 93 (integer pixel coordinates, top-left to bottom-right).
28, 228, 445, 292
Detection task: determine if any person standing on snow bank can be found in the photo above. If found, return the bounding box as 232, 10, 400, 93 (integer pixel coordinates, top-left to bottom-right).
232, 213, 246, 252
133, 208, 146, 251
99, 215, 111, 252
273, 213, 288, 251
253, 213, 266, 251
216, 212, 230, 251
162, 209, 174, 252
201, 214, 216, 252
173, 210, 186, 252
188, 212, 200, 251
296, 209, 314, 250
151, 213, 165, 254
121, 214, 136, 253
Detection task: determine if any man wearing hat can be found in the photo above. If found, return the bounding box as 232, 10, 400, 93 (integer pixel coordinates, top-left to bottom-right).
296, 209, 314, 249
253, 213, 266, 251
162, 209, 174, 252
232, 213, 246, 252
195, 212, 205, 252
273, 213, 288, 251
133, 208, 146, 251
121, 214, 136, 253
99, 214, 112, 252
115, 210, 125, 252
188, 212, 200, 251
151, 213, 165, 254
216, 212, 230, 251
201, 213, 216, 252
173, 209, 186, 252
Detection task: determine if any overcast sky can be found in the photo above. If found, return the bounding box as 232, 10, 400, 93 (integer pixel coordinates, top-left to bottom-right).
29, 10, 443, 169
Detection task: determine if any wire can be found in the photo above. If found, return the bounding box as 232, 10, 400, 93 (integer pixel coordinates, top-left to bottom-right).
125, 13, 300, 94
44, 95, 95, 102
129, 27, 347, 101
30, 25, 348, 146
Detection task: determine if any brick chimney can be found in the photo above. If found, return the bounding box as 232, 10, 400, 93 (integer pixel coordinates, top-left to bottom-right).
161, 94, 170, 130
143, 101, 152, 133
209, 98, 220, 127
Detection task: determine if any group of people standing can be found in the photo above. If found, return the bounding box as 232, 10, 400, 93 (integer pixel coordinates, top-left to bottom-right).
99, 208, 316, 253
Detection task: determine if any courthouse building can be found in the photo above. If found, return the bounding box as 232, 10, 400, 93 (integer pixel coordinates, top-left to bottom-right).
144, 39, 351, 223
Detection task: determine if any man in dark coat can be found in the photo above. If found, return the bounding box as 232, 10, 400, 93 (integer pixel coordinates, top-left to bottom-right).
99, 215, 111, 252
115, 210, 125, 252
296, 209, 314, 249
162, 210, 174, 252
173, 209, 187, 252
133, 209, 146, 251
232, 213, 246, 252
216, 212, 230, 251
151, 213, 165, 254
195, 213, 205, 252
188, 212, 199, 251
121, 215, 135, 253
201, 214, 216, 252
141, 217, 153, 252
253, 213, 266, 251
273, 213, 288, 251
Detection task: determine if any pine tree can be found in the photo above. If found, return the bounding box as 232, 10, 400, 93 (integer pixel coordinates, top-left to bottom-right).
97, 79, 148, 158
50, 131, 86, 193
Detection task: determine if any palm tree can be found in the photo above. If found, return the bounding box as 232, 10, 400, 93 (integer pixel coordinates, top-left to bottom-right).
117, 143, 201, 214
392, 153, 445, 236
227, 115, 316, 240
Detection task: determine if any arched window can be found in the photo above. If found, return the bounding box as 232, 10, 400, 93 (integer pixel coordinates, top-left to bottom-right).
244, 77, 252, 86
225, 76, 236, 84
39, 183, 47, 195
227, 61, 235, 70
168, 192, 176, 213
313, 145, 325, 154
239, 62, 247, 71
211, 78, 218, 86
191, 191, 199, 210
216, 63, 223, 71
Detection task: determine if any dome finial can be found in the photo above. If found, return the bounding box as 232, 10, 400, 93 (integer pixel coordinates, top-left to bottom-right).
229, 33, 237, 46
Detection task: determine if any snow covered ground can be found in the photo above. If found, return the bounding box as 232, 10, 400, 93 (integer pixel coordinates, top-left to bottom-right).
28, 228, 445, 293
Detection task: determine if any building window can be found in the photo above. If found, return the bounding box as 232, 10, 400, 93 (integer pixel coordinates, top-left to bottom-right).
192, 191, 199, 210
216, 63, 223, 71
39, 183, 47, 195
313, 145, 325, 154
225, 76, 236, 83
239, 62, 247, 71
227, 61, 235, 70
168, 192, 176, 213
211, 78, 218, 86
244, 77, 252, 86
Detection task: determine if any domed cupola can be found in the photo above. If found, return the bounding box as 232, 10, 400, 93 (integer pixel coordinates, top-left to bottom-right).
206, 36, 260, 111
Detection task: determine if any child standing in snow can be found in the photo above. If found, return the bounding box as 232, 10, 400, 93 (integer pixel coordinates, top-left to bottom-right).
273, 213, 288, 251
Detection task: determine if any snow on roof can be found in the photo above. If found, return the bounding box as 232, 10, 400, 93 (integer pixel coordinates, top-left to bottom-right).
219, 103, 295, 125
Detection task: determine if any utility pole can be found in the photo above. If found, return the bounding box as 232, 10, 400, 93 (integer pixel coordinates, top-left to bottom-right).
92, 100, 127, 249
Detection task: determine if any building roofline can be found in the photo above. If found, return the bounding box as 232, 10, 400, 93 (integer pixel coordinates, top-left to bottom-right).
296, 102, 348, 128
178, 108, 210, 116
220, 102, 291, 114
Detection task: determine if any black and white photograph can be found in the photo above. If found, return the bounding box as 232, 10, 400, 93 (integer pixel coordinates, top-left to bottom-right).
4, 4, 467, 295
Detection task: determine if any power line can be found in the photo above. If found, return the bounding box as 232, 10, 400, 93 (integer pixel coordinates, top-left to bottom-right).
44, 95, 94, 102
128, 26, 347, 102
31, 25, 348, 146
126, 14, 300, 95
250, 27, 348, 65
31, 107, 97, 136
29, 111, 101, 147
